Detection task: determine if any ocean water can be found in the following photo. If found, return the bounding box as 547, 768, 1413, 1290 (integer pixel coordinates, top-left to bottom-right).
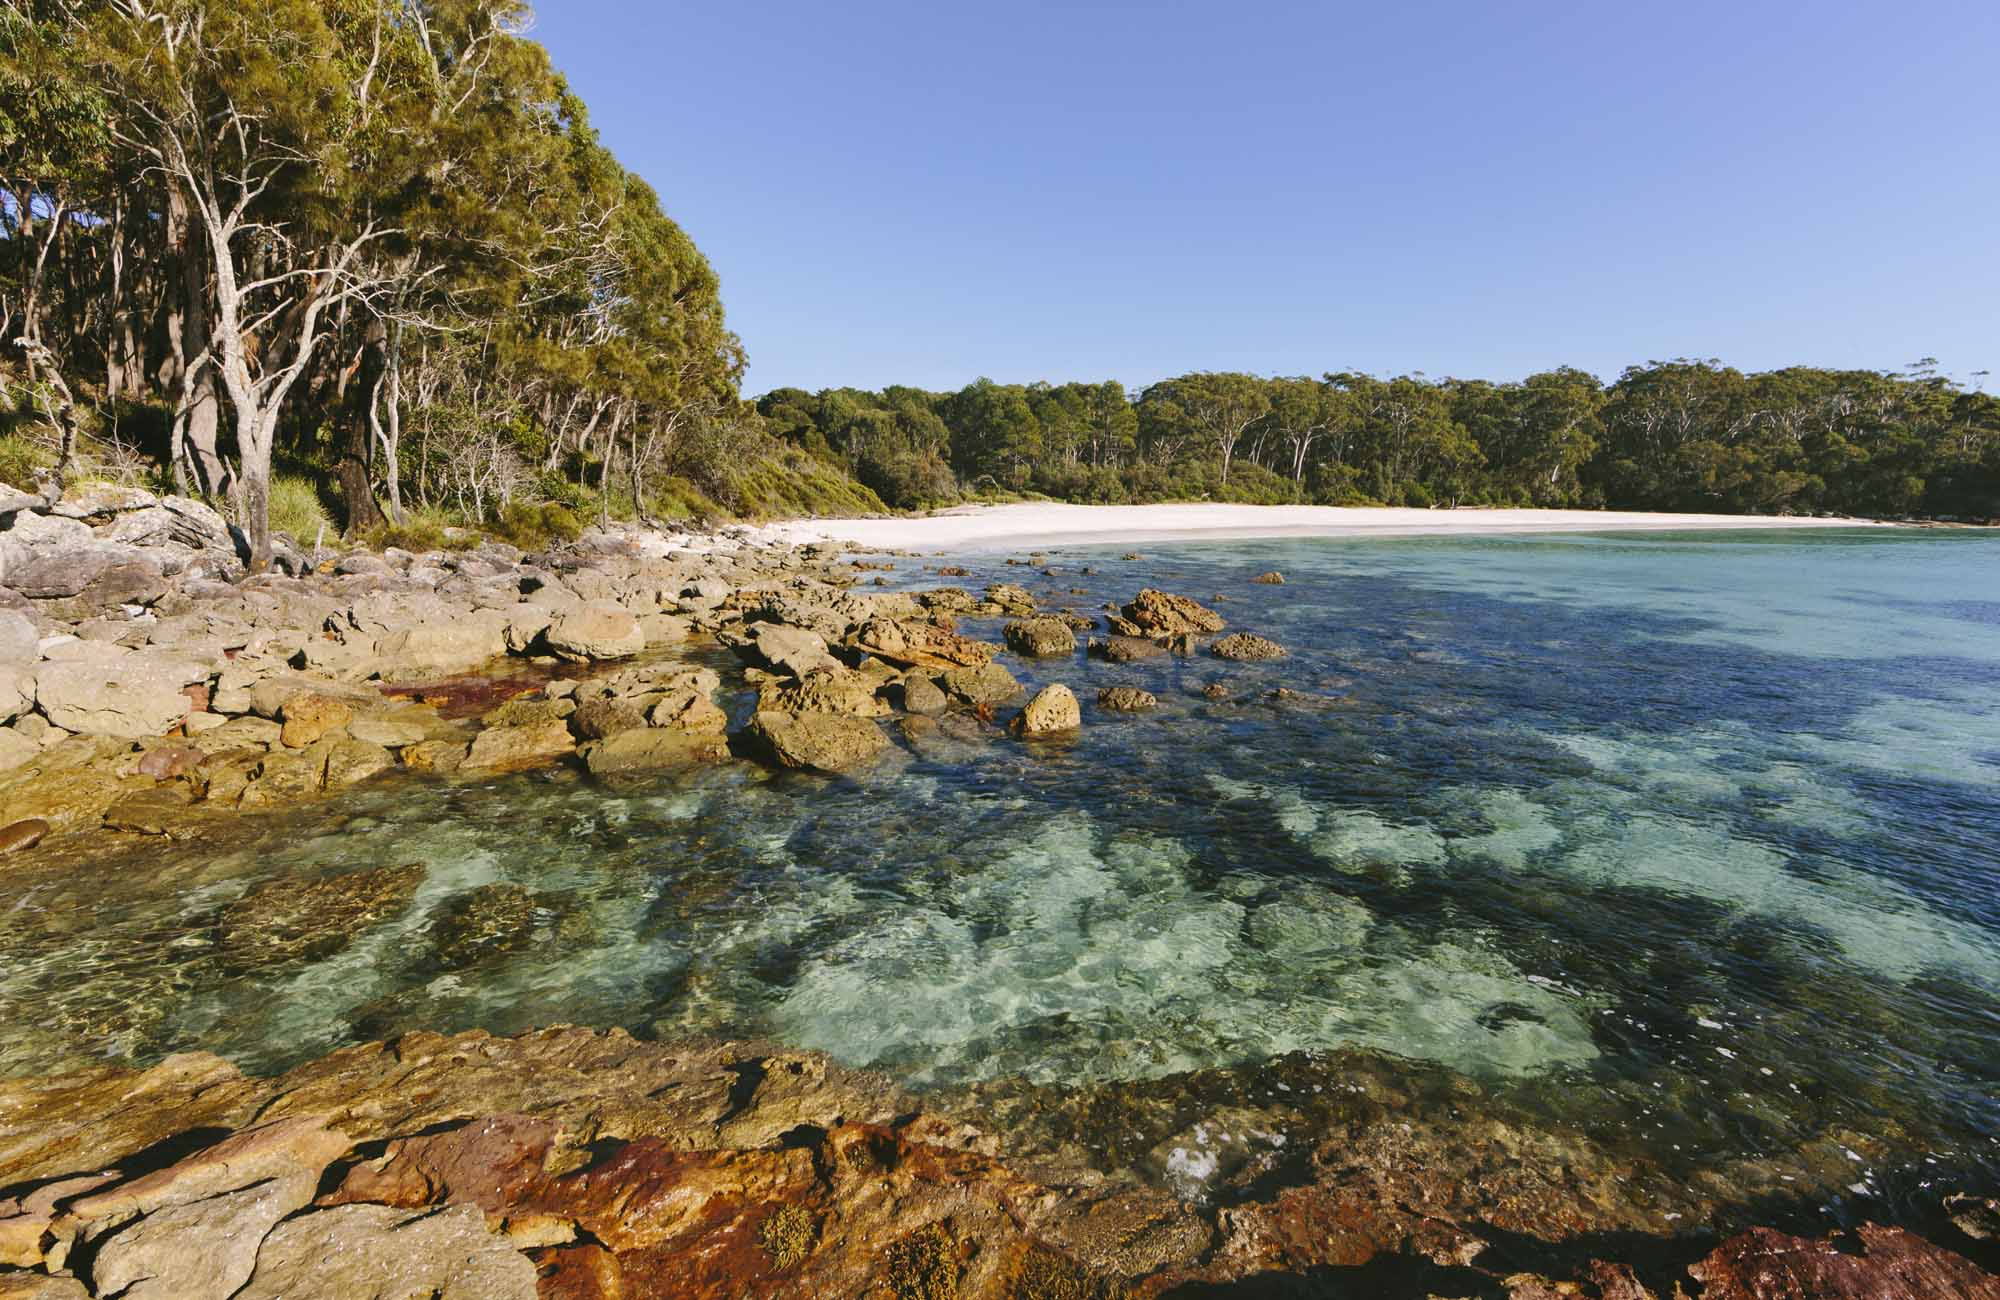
3, 528, 1997, 1211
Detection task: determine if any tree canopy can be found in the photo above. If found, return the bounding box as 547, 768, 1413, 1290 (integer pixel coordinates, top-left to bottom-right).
756, 362, 2000, 518
1, 0, 789, 561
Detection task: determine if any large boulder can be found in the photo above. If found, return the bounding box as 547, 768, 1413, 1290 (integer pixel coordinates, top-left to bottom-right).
747, 710, 888, 774
1117, 588, 1225, 637
1002, 618, 1078, 658
720, 622, 843, 677
582, 727, 729, 776
850, 617, 998, 671
939, 662, 1023, 706
372, 613, 509, 675
900, 674, 948, 716
983, 582, 1037, 616
0, 609, 39, 662
545, 601, 645, 661
757, 667, 890, 718
9, 549, 167, 619
463, 719, 575, 770
1012, 684, 1080, 736
33, 653, 202, 738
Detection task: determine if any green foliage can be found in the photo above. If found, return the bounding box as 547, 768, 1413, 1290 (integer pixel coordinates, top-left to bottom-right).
494, 501, 583, 550
364, 507, 456, 553
755, 362, 2000, 521
725, 447, 888, 519
268, 474, 333, 543
0, 434, 50, 488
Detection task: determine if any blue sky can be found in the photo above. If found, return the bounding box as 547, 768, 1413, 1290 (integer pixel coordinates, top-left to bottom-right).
530, 1, 2000, 397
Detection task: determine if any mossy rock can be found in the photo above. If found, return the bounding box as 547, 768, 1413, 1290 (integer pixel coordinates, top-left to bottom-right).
757, 1203, 817, 1270
1007, 1246, 1128, 1300
883, 1222, 959, 1300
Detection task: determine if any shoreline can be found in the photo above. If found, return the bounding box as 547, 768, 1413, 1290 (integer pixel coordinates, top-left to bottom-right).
3, 491, 1996, 1298
762, 502, 1894, 552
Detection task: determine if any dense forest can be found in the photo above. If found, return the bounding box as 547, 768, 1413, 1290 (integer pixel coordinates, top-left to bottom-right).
759, 362, 2000, 519
5, 3, 1996, 571
0, 0, 876, 570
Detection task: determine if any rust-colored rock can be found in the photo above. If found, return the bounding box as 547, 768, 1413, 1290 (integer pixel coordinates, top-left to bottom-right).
1119, 589, 1225, 637
1686, 1223, 2000, 1299
279, 692, 354, 748
850, 617, 999, 671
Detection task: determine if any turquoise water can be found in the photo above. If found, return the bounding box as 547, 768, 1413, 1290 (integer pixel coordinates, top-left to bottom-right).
3, 528, 1996, 1211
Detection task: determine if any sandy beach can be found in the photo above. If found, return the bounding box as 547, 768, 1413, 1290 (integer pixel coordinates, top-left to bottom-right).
764, 502, 1886, 551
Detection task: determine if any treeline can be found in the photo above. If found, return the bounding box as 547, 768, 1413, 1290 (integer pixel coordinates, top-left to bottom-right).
760, 362, 2000, 518
1, 0, 862, 568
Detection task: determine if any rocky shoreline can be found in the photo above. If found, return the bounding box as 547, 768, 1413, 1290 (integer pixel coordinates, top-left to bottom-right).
3, 486, 1998, 1297
0, 481, 1310, 852
0, 1027, 1995, 1299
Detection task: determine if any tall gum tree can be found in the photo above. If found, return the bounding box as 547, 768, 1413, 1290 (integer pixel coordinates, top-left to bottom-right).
67, 0, 530, 565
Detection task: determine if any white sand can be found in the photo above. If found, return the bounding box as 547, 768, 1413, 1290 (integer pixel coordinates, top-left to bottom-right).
761, 503, 1884, 552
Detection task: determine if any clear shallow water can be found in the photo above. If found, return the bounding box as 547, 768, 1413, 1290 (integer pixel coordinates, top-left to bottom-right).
3, 528, 1997, 1205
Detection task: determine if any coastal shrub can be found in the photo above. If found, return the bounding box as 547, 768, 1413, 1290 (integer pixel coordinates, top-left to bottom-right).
727, 448, 888, 519
494, 500, 583, 549
857, 445, 959, 510
269, 474, 334, 543
0, 434, 52, 487
650, 475, 725, 522
366, 506, 454, 553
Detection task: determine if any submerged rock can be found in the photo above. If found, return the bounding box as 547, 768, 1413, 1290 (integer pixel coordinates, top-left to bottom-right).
426, 884, 567, 969
1097, 686, 1157, 712
1252, 571, 1285, 585
544, 602, 645, 662
1089, 635, 1166, 664
0, 817, 49, 855
216, 862, 426, 971
1210, 632, 1288, 661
